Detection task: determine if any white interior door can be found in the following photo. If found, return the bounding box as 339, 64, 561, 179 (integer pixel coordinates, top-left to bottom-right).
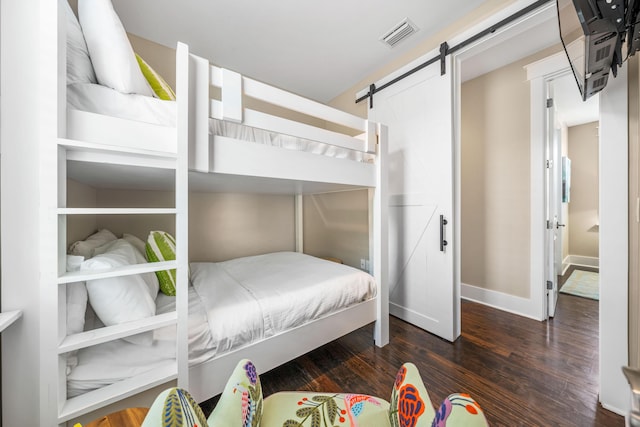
545, 82, 561, 318
369, 57, 457, 342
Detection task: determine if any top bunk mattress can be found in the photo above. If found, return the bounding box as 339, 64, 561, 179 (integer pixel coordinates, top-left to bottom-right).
67, 82, 373, 162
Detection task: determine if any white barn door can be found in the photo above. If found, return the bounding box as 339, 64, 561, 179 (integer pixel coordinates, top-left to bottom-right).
369, 57, 457, 341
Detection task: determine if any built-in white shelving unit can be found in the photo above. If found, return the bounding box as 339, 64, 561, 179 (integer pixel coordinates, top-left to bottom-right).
51, 123, 189, 424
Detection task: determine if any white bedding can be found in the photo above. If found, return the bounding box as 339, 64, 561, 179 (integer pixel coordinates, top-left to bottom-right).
191, 251, 377, 354
67, 252, 376, 397
67, 82, 372, 161
66, 285, 214, 397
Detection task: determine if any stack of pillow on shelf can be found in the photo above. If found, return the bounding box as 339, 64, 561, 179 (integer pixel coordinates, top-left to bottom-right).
65, 229, 178, 369
62, 0, 176, 125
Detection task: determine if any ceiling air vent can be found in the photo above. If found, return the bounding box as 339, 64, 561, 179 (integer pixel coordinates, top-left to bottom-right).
380, 18, 419, 48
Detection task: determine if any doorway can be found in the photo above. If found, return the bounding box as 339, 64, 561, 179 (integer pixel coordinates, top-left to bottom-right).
450, 0, 629, 414
546, 72, 600, 316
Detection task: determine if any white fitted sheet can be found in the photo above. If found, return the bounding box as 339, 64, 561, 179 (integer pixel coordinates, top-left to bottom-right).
66, 252, 376, 397
67, 83, 372, 161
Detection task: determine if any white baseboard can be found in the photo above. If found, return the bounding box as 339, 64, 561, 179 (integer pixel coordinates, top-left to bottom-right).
600, 401, 626, 417
563, 255, 599, 269
461, 283, 544, 321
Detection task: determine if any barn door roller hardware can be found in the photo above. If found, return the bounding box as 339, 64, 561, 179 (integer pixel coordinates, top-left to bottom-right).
440, 42, 449, 76
357, 0, 553, 108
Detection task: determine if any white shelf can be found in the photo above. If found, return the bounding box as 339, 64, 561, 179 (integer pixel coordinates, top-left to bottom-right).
59, 137, 177, 160
58, 260, 177, 284
58, 311, 178, 353
58, 362, 177, 423
0, 310, 22, 333
58, 207, 177, 215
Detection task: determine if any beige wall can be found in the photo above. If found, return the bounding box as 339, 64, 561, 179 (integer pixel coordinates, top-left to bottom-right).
303, 190, 369, 269
187, 192, 294, 262
567, 122, 599, 258
66, 183, 295, 261
67, 179, 97, 245
460, 55, 537, 298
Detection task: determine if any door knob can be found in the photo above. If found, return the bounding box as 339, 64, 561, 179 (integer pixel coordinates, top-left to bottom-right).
556, 223, 566, 228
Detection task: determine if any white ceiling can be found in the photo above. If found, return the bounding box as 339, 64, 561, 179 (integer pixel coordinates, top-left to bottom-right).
111, 0, 490, 102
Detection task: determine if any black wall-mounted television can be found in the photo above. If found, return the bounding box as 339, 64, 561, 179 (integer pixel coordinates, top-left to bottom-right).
557, 0, 640, 100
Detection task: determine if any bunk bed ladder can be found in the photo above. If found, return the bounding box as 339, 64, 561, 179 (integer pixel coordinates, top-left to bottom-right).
48, 48, 191, 427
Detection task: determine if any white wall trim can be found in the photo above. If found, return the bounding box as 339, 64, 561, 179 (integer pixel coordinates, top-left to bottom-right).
451, 0, 557, 329
598, 63, 629, 416
461, 283, 543, 321
563, 255, 600, 269
525, 51, 629, 414
524, 50, 570, 81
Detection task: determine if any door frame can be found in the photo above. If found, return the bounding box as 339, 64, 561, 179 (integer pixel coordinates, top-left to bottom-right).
450, 0, 629, 415
451, 0, 557, 319
526, 51, 629, 414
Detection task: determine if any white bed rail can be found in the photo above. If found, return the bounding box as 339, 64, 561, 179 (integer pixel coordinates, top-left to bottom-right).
207, 63, 377, 155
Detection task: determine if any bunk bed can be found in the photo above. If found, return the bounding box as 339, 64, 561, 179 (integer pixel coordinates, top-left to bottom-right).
26, 1, 390, 425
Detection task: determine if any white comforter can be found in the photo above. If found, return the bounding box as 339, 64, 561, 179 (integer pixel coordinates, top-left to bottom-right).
191, 251, 377, 354
67, 252, 376, 397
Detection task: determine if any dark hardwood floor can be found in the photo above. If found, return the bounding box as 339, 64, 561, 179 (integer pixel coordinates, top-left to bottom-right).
201, 271, 623, 426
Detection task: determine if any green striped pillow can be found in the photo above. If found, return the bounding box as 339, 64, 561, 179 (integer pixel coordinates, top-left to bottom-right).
135, 53, 176, 101
146, 231, 177, 296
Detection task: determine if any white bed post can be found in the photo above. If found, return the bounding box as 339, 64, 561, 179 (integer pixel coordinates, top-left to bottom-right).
295, 195, 304, 253
176, 43, 191, 390
371, 123, 389, 347
186, 46, 210, 173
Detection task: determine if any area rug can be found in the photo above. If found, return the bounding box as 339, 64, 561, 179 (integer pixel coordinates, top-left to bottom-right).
559, 270, 599, 300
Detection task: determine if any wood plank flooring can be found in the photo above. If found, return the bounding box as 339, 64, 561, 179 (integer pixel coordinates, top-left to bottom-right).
201, 273, 624, 426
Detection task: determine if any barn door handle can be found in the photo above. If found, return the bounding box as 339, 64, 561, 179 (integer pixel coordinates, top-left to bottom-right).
440, 215, 448, 252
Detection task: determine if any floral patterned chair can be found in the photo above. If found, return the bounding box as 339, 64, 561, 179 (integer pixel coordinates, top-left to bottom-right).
141, 359, 489, 427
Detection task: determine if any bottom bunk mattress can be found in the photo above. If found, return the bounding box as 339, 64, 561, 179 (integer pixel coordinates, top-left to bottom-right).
67, 252, 377, 397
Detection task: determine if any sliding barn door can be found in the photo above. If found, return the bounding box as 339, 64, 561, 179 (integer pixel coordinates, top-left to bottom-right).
369, 57, 457, 341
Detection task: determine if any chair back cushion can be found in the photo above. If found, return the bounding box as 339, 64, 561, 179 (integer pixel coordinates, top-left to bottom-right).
261, 391, 390, 427
389, 363, 435, 427
141, 387, 208, 427
207, 359, 263, 427
431, 393, 489, 427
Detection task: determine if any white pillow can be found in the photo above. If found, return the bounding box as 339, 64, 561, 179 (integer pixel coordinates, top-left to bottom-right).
66, 82, 177, 126
94, 236, 159, 299
123, 233, 147, 256
82, 239, 156, 345
69, 229, 117, 259
78, 0, 154, 96
66, 254, 87, 335
61, 0, 97, 84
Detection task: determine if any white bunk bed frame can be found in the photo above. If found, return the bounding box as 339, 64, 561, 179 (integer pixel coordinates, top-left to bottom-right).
1, 4, 388, 425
